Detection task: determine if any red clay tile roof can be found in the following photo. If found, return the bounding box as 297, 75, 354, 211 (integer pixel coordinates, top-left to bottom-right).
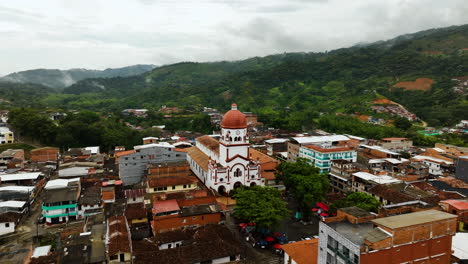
147, 176, 198, 188
125, 203, 148, 220
124, 189, 146, 199
102, 189, 115, 201
195, 136, 220, 155
281, 239, 318, 264
439, 199, 468, 210
153, 199, 180, 214
186, 146, 209, 171
115, 150, 136, 158
107, 215, 132, 256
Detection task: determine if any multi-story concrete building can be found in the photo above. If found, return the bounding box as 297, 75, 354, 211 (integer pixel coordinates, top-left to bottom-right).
287, 135, 351, 162
42, 178, 80, 225
299, 142, 357, 173
119, 142, 187, 185
411, 155, 453, 176
328, 160, 368, 193
318, 209, 457, 264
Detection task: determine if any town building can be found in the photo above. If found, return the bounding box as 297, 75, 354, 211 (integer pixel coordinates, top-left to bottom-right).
439, 199, 468, 231
42, 178, 80, 225
359, 145, 401, 160
0, 125, 14, 144
434, 143, 468, 157
318, 209, 457, 264
124, 189, 146, 204
133, 224, 243, 264
30, 147, 59, 164
411, 155, 453, 176
118, 142, 187, 185
151, 196, 222, 234
456, 156, 468, 182
299, 142, 357, 173
328, 160, 368, 193
378, 137, 413, 150
0, 212, 21, 236
264, 138, 289, 156
186, 104, 265, 194
0, 172, 42, 186
249, 148, 280, 187
143, 137, 158, 144
0, 200, 28, 214
281, 239, 318, 264
0, 149, 24, 170
106, 215, 133, 263
350, 171, 401, 193
287, 135, 351, 162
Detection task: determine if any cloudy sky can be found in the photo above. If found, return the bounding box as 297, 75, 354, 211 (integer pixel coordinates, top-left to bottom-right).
1, 0, 467, 75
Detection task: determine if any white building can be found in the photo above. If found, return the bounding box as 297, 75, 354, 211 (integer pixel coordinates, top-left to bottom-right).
187, 104, 265, 194
411, 155, 453, 176
42, 178, 80, 225
0, 212, 21, 236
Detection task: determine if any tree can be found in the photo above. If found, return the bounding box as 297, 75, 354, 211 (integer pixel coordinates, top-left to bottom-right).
394, 117, 412, 130
331, 192, 380, 213
276, 158, 329, 218
233, 186, 289, 228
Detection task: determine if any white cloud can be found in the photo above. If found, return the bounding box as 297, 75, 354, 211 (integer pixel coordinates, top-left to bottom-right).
0, 0, 467, 75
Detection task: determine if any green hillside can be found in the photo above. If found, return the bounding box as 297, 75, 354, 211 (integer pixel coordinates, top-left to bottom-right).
7, 24, 468, 128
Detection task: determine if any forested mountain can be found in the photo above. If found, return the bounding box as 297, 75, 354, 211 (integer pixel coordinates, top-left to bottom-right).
4, 24, 468, 128
0, 64, 157, 89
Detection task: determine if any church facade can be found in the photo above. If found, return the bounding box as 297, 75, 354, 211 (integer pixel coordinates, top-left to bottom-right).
187, 104, 265, 194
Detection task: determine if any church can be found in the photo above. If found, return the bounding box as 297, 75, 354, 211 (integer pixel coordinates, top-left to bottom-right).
187, 104, 265, 194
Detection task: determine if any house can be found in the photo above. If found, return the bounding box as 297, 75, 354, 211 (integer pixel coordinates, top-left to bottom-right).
31, 147, 59, 164
124, 189, 146, 204
133, 224, 243, 264
265, 138, 289, 156
0, 212, 21, 236
0, 200, 28, 214
186, 104, 265, 194
452, 232, 468, 263
0, 125, 14, 144
350, 172, 401, 193
58, 167, 92, 178
42, 178, 80, 225
281, 239, 318, 264
378, 137, 413, 150
359, 145, 401, 159
142, 137, 158, 144
329, 160, 368, 193
125, 202, 151, 240
318, 209, 457, 264
0, 172, 42, 186
439, 199, 468, 231
434, 143, 468, 157
77, 183, 102, 218
118, 142, 187, 185
101, 187, 116, 204
0, 149, 24, 170
367, 182, 438, 206
151, 197, 222, 234
411, 155, 453, 176
0, 186, 35, 202
106, 215, 132, 263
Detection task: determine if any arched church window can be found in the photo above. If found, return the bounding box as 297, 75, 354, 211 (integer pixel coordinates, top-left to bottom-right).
234, 168, 242, 177
229, 137, 233, 141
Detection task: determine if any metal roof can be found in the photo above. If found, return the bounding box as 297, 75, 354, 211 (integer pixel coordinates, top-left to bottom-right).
352, 172, 401, 184
0, 201, 26, 208
292, 135, 349, 144
0, 172, 41, 182
371, 209, 457, 229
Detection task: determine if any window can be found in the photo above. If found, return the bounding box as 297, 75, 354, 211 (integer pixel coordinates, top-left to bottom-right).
182, 219, 186, 223
5, 223, 10, 228
110, 255, 118, 260
234, 168, 242, 177
172, 186, 176, 190
192, 216, 197, 219
183, 185, 187, 188
168, 244, 172, 249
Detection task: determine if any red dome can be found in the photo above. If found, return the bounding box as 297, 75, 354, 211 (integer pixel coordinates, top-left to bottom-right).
221, 104, 247, 129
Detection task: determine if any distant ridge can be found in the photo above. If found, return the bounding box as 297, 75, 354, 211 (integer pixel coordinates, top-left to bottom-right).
0, 64, 157, 90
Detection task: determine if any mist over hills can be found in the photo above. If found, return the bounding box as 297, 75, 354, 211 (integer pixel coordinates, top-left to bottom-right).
0, 64, 157, 90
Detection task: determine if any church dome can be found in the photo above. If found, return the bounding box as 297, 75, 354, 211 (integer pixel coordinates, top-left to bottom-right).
221, 104, 247, 129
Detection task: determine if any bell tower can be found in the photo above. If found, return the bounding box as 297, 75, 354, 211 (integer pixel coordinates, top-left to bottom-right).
219, 104, 249, 166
